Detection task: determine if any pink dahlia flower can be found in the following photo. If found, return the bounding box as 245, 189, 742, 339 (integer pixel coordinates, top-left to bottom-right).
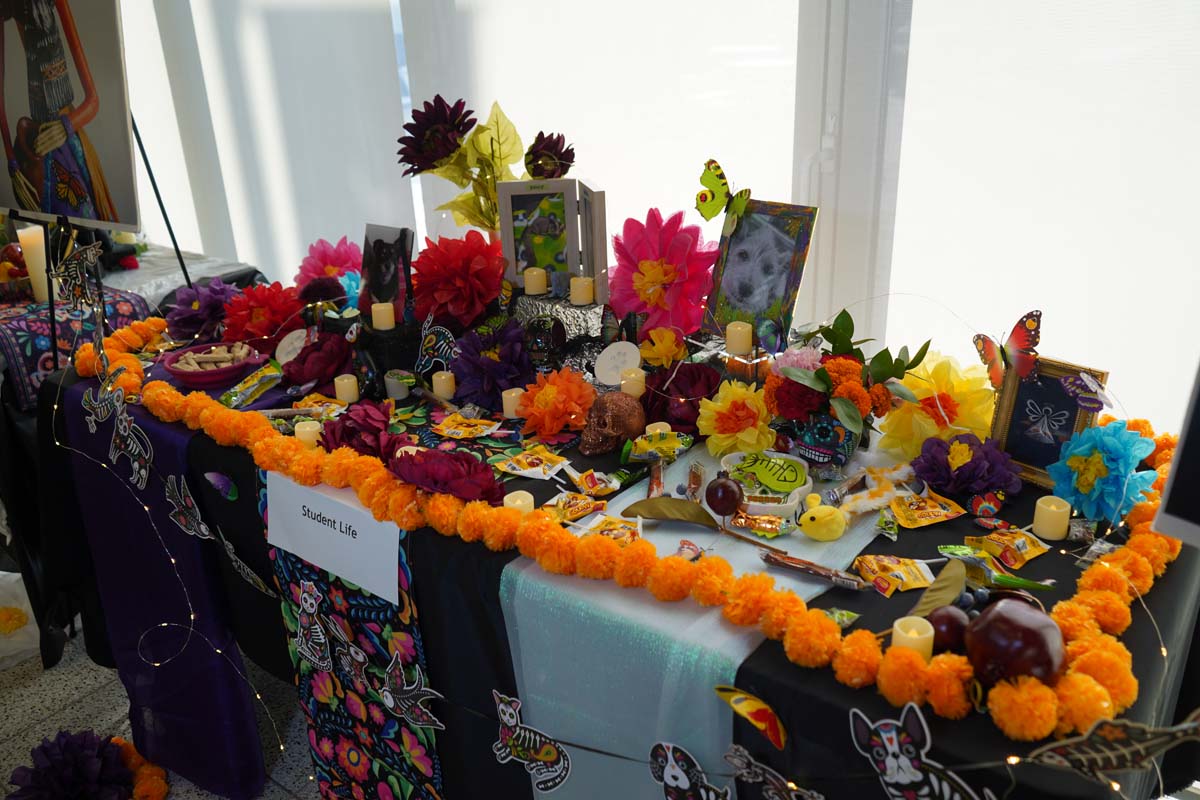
295, 236, 362, 288
609, 208, 718, 334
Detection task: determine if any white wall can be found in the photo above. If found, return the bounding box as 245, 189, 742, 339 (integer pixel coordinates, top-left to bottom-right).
888, 1, 1200, 431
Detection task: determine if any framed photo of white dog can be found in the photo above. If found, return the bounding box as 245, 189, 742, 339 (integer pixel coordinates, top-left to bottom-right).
703, 200, 818, 344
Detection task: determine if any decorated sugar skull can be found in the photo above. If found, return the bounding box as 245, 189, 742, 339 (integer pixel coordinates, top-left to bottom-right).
579, 391, 647, 456
788, 413, 857, 467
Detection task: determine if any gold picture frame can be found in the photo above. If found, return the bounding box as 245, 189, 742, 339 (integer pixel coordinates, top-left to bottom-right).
991, 358, 1109, 489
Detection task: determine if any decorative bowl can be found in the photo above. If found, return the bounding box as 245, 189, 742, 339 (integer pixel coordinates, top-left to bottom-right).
162, 343, 266, 389
720, 450, 812, 519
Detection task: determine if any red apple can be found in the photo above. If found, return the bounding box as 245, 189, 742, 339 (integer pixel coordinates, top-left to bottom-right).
1, 243, 24, 270
964, 598, 1064, 686
927, 605, 970, 654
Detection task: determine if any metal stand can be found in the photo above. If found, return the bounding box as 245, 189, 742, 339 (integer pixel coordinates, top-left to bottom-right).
132, 114, 192, 289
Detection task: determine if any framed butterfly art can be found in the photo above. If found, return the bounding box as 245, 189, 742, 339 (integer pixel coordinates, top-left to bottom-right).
991, 357, 1108, 488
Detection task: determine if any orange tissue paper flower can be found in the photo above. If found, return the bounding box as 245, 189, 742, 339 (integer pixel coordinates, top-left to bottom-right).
923, 653, 974, 720
1072, 589, 1132, 635
516, 509, 561, 559
388, 484, 425, 530
576, 533, 622, 580
422, 493, 466, 537
690, 556, 734, 606
721, 573, 776, 627
613, 539, 658, 588
1130, 523, 1182, 562
1054, 671, 1114, 737
1065, 633, 1132, 668
483, 507, 523, 552
877, 646, 927, 708
1070, 650, 1138, 713
759, 590, 807, 640
1051, 599, 1101, 641
457, 500, 492, 543
519, 368, 596, 439
1098, 548, 1154, 596
988, 676, 1057, 741
833, 629, 883, 689
537, 528, 579, 576
646, 556, 700, 601
1077, 562, 1134, 602
832, 380, 872, 419
783, 608, 842, 668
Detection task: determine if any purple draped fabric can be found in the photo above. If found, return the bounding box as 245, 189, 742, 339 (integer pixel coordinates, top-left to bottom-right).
63, 377, 267, 799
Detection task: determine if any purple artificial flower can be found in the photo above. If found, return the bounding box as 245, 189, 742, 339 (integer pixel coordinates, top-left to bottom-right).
299, 276, 348, 307
7, 730, 133, 800
319, 398, 399, 459
912, 433, 1023, 497
167, 277, 238, 342
450, 319, 535, 411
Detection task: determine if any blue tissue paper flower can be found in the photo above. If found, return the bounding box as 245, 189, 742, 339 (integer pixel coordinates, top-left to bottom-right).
1047, 420, 1156, 522
337, 271, 362, 311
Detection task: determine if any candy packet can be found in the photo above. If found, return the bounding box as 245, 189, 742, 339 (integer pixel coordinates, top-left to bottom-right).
220, 360, 282, 409
824, 608, 862, 629
496, 445, 567, 479
543, 492, 606, 523
890, 488, 966, 528
937, 545, 1055, 591
965, 529, 1048, 569
853, 554, 935, 597
623, 431, 694, 463
875, 508, 899, 541
587, 515, 642, 545
431, 413, 502, 439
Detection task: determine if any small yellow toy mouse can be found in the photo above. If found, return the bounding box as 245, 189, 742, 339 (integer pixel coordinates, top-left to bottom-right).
797, 493, 848, 542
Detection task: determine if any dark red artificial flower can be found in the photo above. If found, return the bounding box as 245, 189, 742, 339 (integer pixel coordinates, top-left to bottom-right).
396, 95, 476, 177
641, 363, 721, 435
319, 398, 397, 459
282, 332, 351, 392
222, 282, 304, 354
524, 131, 575, 179
387, 449, 504, 505
412, 231, 505, 327
775, 379, 826, 423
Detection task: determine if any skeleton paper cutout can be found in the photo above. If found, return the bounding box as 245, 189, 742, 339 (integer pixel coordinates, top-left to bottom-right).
413, 313, 459, 375
492, 690, 571, 792
649, 742, 730, 800
379, 651, 444, 731
108, 404, 152, 490
81, 373, 124, 433
215, 526, 276, 598
295, 579, 333, 671
52, 241, 103, 311
723, 745, 824, 800
165, 475, 212, 540
850, 704, 995, 800
328, 617, 370, 688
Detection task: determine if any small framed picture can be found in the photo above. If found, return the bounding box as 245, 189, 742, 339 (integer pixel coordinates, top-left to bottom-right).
992, 358, 1109, 488
577, 180, 608, 305
497, 178, 580, 286
702, 199, 817, 341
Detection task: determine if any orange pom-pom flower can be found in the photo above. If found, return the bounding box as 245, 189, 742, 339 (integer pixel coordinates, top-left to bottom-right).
832, 629, 883, 688
988, 675, 1057, 741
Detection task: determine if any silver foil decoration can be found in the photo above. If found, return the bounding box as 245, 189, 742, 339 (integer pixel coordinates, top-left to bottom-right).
512, 295, 604, 342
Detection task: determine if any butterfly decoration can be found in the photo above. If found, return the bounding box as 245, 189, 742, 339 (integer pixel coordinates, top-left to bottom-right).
165, 474, 213, 540
973, 517, 1017, 531
757, 318, 787, 355
413, 313, 459, 375
53, 161, 89, 210
204, 471, 239, 501
972, 310, 1041, 389
714, 685, 787, 750
969, 491, 1006, 518
696, 159, 752, 238
51, 241, 103, 311
1024, 399, 1071, 445
1060, 371, 1112, 412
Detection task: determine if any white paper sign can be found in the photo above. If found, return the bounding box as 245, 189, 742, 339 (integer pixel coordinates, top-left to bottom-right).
267, 472, 399, 605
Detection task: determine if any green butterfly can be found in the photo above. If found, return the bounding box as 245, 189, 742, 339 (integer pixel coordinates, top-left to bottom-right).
695, 159, 751, 237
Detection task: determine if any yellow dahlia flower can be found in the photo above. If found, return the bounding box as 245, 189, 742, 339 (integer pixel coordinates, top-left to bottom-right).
639, 327, 687, 368
697, 380, 776, 457
878, 352, 994, 460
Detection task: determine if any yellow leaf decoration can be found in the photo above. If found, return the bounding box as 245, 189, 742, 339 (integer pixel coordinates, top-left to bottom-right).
428, 148, 472, 189
466, 102, 524, 177
436, 189, 496, 231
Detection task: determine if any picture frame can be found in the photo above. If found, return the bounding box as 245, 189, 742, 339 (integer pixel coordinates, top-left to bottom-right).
497, 178, 580, 287
702, 199, 817, 341
577, 180, 609, 305
991, 358, 1109, 489
357, 223, 408, 313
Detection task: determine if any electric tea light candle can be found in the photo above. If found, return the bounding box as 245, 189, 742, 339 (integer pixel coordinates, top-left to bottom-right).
620, 367, 646, 399
19, 226, 48, 303
524, 267, 547, 296
334, 374, 359, 404
570, 276, 594, 306
294, 420, 321, 449
725, 321, 753, 356
504, 490, 535, 513
371, 302, 395, 331
891, 615, 935, 662
432, 371, 456, 401
1032, 496, 1071, 541
502, 388, 525, 419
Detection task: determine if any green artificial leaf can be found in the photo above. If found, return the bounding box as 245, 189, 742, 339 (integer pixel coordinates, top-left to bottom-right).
852, 338, 875, 346
825, 329, 852, 355
909, 559, 966, 619
898, 345, 910, 364
437, 189, 497, 231
427, 147, 472, 188
815, 366, 833, 388
892, 357, 907, 380
623, 497, 718, 529
907, 340, 931, 370
779, 366, 830, 393
831, 309, 854, 339
830, 396, 863, 436
869, 350, 894, 385
465, 101, 524, 173
887, 381, 918, 403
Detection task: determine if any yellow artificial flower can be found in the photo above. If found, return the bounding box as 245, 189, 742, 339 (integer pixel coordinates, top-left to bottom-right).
697, 380, 776, 457
947, 441, 974, 472
639, 327, 687, 368
1068, 450, 1109, 494
878, 352, 994, 460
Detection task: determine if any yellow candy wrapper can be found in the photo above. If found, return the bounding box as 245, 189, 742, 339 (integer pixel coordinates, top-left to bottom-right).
587, 515, 641, 545
890, 488, 966, 528
431, 413, 502, 439
964, 529, 1048, 570
543, 492, 607, 523
496, 445, 567, 480
624, 431, 693, 462
220, 361, 282, 409
564, 465, 621, 496
853, 554, 935, 597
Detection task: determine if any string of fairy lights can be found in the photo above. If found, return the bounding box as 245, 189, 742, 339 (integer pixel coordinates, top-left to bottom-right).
32, 254, 1177, 798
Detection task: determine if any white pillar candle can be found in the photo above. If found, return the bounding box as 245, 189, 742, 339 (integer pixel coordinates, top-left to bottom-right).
371, 302, 395, 331
502, 387, 525, 419
725, 321, 753, 356
432, 370, 456, 401
18, 226, 48, 303
1032, 496, 1072, 541
569, 276, 594, 306
620, 367, 646, 399
334, 374, 359, 404
523, 267, 547, 296
645, 422, 672, 436
294, 420, 322, 449
504, 490, 535, 513
891, 615, 935, 662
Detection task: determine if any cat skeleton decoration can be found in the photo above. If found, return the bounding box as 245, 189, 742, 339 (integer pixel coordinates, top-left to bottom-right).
379, 651, 444, 730
52, 241, 103, 312
649, 742, 730, 800
294, 580, 333, 672
850, 704, 995, 800
492, 690, 571, 792
108, 403, 153, 490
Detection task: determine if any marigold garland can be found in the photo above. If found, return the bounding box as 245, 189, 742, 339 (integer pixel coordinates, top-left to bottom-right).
646, 556, 700, 602
421, 492, 465, 536
1050, 599, 1101, 641
690, 556, 734, 606
721, 573, 775, 626
877, 646, 927, 708
0, 605, 29, 635
111, 736, 169, 799
613, 539, 658, 588
73, 317, 168, 397
537, 527, 579, 576
1131, 521, 1182, 561
923, 653, 973, 720
457, 500, 492, 543
1072, 590, 1131, 636
576, 534, 621, 580
1070, 650, 1138, 714
1098, 548, 1154, 596
516, 510, 560, 559
759, 590, 807, 641
832, 629, 883, 689
1065, 633, 1132, 668
1077, 561, 1134, 601
1126, 533, 1170, 576
1053, 671, 1114, 737
987, 676, 1057, 741
482, 507, 522, 552
783, 608, 841, 668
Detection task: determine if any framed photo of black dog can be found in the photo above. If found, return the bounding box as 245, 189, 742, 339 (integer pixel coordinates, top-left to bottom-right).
992, 357, 1109, 488
357, 223, 409, 316
497, 178, 580, 287
702, 200, 817, 341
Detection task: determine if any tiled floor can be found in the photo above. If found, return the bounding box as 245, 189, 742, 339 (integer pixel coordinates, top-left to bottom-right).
0, 638, 316, 799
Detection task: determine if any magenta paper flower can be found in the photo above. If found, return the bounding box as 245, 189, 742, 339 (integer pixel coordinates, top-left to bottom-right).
609, 209, 717, 334
295, 236, 362, 289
